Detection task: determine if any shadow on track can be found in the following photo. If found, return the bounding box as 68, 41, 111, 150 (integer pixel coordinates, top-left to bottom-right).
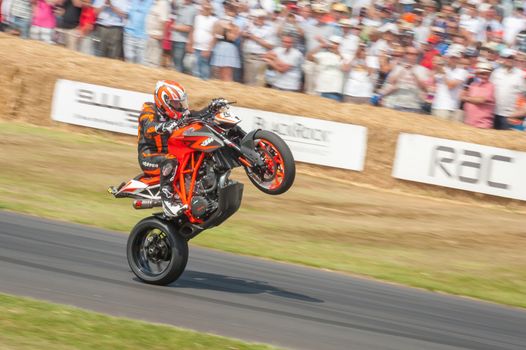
173, 270, 324, 303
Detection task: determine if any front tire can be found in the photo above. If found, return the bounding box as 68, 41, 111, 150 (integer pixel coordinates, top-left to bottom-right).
245, 130, 295, 195
127, 216, 188, 285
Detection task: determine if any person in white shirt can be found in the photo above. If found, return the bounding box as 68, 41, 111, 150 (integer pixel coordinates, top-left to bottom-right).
431, 51, 469, 122
301, 4, 333, 95
413, 13, 430, 47
342, 43, 377, 104
490, 49, 526, 129
503, 5, 526, 45
263, 35, 304, 92
306, 35, 345, 101
241, 9, 276, 86
145, 0, 170, 67
339, 18, 360, 61
187, 2, 217, 80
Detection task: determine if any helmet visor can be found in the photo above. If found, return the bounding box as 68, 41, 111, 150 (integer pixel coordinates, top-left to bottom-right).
168, 94, 189, 113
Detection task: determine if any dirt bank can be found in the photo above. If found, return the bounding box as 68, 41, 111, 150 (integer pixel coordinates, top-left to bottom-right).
1, 33, 524, 208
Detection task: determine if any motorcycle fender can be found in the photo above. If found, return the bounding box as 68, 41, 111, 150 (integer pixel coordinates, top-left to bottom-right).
239, 129, 264, 166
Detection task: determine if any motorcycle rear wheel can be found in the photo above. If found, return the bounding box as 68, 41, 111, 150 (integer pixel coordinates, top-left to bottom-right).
245, 130, 295, 195
127, 216, 188, 285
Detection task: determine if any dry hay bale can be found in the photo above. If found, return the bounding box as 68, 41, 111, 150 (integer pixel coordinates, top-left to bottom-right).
1, 33, 525, 207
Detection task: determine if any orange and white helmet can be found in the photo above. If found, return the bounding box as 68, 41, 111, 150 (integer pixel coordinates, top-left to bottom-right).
154, 80, 189, 119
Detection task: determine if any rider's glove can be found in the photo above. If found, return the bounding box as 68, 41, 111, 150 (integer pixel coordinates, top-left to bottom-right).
155, 119, 181, 134
208, 98, 229, 113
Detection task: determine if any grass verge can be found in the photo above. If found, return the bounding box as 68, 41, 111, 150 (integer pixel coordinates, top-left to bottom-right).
0, 122, 525, 308
0, 293, 280, 350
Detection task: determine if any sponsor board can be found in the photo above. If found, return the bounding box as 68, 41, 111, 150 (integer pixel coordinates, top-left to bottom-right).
393, 133, 526, 201
232, 107, 367, 171
51, 79, 367, 171
51, 79, 151, 135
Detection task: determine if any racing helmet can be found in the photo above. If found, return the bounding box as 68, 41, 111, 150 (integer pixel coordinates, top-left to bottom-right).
154, 80, 189, 119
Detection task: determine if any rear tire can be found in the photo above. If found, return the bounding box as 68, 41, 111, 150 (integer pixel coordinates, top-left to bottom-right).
245, 130, 295, 195
127, 216, 188, 285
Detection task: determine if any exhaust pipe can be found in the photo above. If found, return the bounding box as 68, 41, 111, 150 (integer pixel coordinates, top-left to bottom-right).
133, 199, 161, 209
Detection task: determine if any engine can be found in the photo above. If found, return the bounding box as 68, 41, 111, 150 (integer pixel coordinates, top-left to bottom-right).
189, 160, 220, 219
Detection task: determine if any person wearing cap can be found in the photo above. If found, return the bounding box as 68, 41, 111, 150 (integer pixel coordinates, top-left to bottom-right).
380, 45, 430, 113
306, 35, 345, 101
329, 2, 348, 35
339, 18, 360, 61
431, 50, 469, 122
370, 23, 397, 56
490, 49, 526, 129
412, 11, 430, 46
241, 9, 276, 86
460, 61, 496, 128
301, 3, 333, 95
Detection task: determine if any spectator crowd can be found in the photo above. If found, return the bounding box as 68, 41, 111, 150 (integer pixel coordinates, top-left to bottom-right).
2, 0, 526, 131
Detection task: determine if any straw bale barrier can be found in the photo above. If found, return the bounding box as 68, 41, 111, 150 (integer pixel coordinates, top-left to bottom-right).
1, 33, 525, 208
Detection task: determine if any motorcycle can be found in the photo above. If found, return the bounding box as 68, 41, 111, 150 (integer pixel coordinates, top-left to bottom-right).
109, 101, 295, 285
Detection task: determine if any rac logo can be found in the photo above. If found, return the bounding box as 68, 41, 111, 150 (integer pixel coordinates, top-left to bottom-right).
429, 146, 513, 190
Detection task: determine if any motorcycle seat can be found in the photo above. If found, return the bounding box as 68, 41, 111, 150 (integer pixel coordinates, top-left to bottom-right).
134, 174, 160, 185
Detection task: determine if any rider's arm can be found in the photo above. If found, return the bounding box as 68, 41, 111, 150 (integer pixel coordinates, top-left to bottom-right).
139, 104, 178, 135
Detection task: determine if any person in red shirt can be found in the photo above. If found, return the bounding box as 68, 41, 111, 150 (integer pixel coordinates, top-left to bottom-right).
461, 62, 495, 129
420, 38, 440, 70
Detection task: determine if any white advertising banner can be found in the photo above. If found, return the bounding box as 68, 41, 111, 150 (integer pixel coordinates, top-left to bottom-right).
393, 133, 526, 201
232, 106, 367, 171
51, 79, 151, 136
51, 79, 367, 171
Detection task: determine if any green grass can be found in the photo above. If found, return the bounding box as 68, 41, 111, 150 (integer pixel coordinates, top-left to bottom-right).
0, 293, 280, 350
1, 122, 526, 308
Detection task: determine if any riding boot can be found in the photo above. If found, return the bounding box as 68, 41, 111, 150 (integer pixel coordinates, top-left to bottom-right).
160, 158, 185, 217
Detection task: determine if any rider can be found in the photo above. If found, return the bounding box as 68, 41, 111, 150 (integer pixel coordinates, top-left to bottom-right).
138, 80, 226, 217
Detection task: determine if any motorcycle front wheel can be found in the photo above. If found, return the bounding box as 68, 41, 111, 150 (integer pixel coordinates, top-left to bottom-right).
127, 216, 188, 285
244, 130, 295, 195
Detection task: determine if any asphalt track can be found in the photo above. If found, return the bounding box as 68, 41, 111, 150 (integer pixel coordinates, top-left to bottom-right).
1, 211, 525, 350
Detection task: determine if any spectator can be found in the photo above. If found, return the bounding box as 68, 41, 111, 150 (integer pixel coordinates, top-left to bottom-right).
31, 0, 60, 44
301, 3, 332, 95
503, 4, 526, 45
329, 2, 349, 35
507, 91, 526, 131
93, 0, 129, 59
263, 34, 303, 92
461, 61, 496, 128
306, 35, 345, 102
144, 0, 169, 67
342, 43, 376, 104
188, 1, 217, 80
412, 10, 429, 46
339, 18, 359, 61
8, 0, 32, 38
210, 3, 241, 81
380, 46, 430, 113
491, 48, 526, 129
77, 0, 96, 55
170, 0, 197, 73
431, 51, 468, 122
55, 0, 83, 49
123, 0, 153, 64
276, 7, 304, 51
241, 9, 276, 86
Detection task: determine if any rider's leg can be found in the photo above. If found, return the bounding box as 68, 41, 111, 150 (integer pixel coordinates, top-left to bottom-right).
160, 156, 184, 217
